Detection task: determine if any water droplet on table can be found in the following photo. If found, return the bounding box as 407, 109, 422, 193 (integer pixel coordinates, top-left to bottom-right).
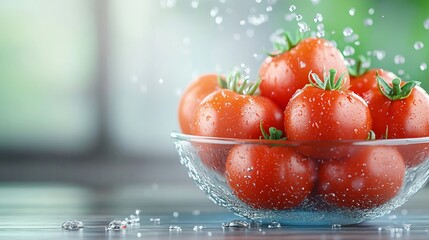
62, 220, 83, 230
222, 220, 249, 228
193, 225, 205, 231
268, 222, 281, 228
106, 220, 127, 231
169, 225, 182, 231
150, 218, 161, 224
414, 41, 424, 50
332, 224, 342, 229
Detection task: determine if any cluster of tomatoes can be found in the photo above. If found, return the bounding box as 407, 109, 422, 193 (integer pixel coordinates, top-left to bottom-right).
177, 34, 429, 211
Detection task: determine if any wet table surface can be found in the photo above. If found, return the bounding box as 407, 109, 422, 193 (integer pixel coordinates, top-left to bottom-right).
2, 183, 429, 240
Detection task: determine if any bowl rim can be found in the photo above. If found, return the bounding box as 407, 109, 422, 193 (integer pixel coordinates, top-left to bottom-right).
171, 131, 429, 146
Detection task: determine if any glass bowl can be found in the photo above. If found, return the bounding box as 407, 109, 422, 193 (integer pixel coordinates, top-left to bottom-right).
171, 132, 429, 225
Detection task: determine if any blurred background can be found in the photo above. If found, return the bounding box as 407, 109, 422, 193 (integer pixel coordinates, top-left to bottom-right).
0, 0, 428, 209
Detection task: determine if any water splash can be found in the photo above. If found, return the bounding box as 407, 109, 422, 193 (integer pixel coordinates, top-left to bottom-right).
414, 41, 424, 50
62, 220, 83, 230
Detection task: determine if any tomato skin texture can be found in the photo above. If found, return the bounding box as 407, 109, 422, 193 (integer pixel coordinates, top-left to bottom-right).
259, 38, 350, 109
350, 69, 396, 98
365, 86, 429, 139
317, 146, 405, 209
178, 74, 221, 134
191, 89, 284, 174
226, 145, 317, 210
365, 86, 429, 167
284, 86, 372, 141
191, 89, 284, 139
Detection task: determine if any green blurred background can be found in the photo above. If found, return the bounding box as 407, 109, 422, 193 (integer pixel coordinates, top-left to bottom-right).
0, 0, 427, 187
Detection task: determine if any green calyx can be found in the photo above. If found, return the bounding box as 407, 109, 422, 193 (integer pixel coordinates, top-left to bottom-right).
268, 31, 306, 57
348, 55, 371, 77
366, 130, 376, 140
217, 69, 260, 95
309, 69, 346, 91
376, 73, 421, 100
259, 121, 286, 140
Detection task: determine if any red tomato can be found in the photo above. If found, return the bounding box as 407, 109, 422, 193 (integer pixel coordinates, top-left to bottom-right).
350, 69, 396, 98
191, 89, 284, 139
226, 144, 317, 210
364, 78, 429, 166
259, 37, 350, 109
191, 89, 284, 173
317, 146, 405, 209
284, 70, 372, 159
178, 74, 221, 134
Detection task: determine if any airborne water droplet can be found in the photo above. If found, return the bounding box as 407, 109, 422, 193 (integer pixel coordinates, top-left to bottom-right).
343, 46, 355, 56
215, 16, 223, 24
349, 8, 356, 16
414, 41, 424, 50
343, 27, 353, 37
373, 50, 386, 60
420, 63, 427, 71
311, 0, 320, 5
296, 14, 303, 21
210, 7, 219, 17
368, 8, 375, 15
268, 222, 281, 228
364, 18, 373, 26
289, 5, 296, 12
191, 0, 199, 8
425, 18, 429, 29
106, 220, 127, 230
314, 13, 323, 23
394, 55, 405, 64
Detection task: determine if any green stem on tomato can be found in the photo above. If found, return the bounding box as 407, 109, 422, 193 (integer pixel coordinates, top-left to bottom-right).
268, 31, 308, 57
220, 69, 261, 95
259, 121, 286, 140
376, 72, 421, 100
309, 69, 346, 91
348, 55, 371, 77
